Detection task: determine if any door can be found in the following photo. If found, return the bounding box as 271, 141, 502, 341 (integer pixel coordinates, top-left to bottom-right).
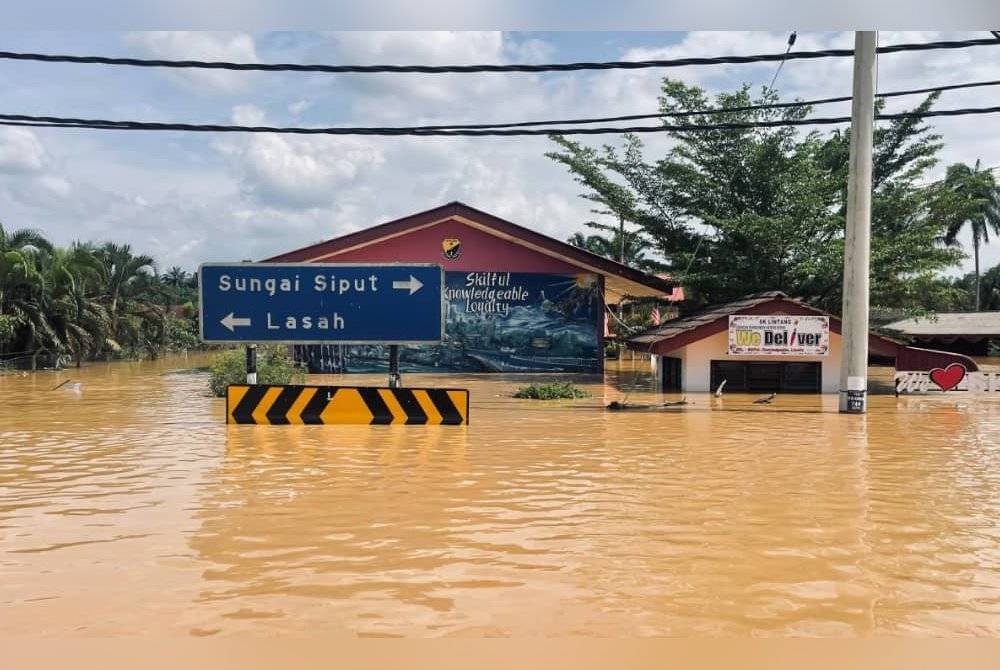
661, 356, 682, 392
710, 361, 822, 393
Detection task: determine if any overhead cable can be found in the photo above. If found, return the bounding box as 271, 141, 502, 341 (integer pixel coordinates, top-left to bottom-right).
375, 78, 1000, 130
3, 105, 1000, 137
2, 78, 999, 135
0, 38, 996, 74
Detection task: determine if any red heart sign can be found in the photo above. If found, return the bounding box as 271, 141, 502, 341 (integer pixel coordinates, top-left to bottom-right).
929, 363, 967, 392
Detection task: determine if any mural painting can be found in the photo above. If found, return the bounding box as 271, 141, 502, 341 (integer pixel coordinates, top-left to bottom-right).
295, 271, 602, 373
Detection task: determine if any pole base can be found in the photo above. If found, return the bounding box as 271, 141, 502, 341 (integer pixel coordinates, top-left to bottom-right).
839, 389, 867, 413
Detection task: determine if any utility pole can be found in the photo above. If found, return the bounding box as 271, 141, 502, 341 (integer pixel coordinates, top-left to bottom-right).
839, 31, 877, 414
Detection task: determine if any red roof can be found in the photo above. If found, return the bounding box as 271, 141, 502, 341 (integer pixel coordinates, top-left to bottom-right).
627, 292, 903, 357
265, 201, 675, 299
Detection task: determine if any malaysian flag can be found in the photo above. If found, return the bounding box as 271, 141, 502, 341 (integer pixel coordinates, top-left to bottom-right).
651, 307, 661, 326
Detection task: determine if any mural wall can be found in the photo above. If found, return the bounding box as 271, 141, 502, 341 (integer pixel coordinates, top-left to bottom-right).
295, 271, 602, 373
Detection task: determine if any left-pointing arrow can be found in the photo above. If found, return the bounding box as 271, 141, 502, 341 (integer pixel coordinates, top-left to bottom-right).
221, 312, 252, 332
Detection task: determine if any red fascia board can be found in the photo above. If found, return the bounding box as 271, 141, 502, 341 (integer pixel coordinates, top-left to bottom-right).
629, 298, 902, 357
263, 201, 674, 294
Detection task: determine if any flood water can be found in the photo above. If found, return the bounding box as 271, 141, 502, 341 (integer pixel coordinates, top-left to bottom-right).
2, 354, 1000, 637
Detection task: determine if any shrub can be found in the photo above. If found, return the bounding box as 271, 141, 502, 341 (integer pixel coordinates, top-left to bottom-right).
165, 314, 201, 352
208, 346, 305, 397
512, 382, 589, 399
0, 315, 14, 345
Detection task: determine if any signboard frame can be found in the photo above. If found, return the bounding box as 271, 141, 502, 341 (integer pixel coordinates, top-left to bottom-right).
198, 262, 446, 346
727, 314, 830, 356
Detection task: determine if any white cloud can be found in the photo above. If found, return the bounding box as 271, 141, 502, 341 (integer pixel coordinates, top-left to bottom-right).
124, 31, 258, 94
287, 99, 312, 115
0, 128, 48, 173
3, 30, 1000, 278
231, 104, 267, 126
217, 105, 386, 209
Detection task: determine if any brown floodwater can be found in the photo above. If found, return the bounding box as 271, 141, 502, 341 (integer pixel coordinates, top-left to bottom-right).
2, 354, 1000, 637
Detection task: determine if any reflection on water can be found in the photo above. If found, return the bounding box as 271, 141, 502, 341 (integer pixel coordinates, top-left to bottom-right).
2, 354, 1000, 636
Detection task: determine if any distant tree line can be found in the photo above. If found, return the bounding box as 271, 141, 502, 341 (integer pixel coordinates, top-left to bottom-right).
0, 225, 200, 369
550, 78, 1000, 318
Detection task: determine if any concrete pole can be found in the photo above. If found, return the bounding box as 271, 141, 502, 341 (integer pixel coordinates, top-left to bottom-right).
839, 31, 877, 414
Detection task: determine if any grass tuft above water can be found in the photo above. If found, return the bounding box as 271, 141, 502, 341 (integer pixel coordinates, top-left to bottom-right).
512, 382, 589, 400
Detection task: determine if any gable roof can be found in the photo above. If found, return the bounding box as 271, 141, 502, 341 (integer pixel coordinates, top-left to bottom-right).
265, 201, 675, 299
630, 292, 789, 348
628, 291, 903, 357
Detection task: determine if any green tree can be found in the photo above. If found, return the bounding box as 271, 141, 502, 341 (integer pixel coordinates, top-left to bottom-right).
978, 263, 1000, 311
94, 243, 166, 357
0, 222, 55, 366
44, 245, 111, 367
937, 160, 1000, 311
566, 228, 661, 272
1, 220, 204, 368
162, 266, 189, 288
546, 81, 963, 313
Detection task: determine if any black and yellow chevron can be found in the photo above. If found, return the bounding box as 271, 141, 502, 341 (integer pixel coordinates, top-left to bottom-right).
226, 384, 469, 425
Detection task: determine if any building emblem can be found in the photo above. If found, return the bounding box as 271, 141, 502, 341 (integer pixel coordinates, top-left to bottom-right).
442, 238, 462, 260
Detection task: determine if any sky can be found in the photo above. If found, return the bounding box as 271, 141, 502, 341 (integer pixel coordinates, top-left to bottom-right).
1, 30, 999, 275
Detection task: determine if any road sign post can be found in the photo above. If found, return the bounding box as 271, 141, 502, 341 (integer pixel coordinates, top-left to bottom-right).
199, 263, 444, 346
246, 344, 257, 384
388, 345, 401, 389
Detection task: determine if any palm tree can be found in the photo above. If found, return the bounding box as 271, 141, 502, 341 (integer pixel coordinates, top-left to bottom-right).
162, 266, 189, 288
940, 161, 1000, 311
44, 245, 111, 367
567, 227, 662, 272
94, 243, 164, 355
0, 222, 56, 366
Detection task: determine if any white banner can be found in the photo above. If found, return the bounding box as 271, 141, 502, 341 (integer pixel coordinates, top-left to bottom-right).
728, 315, 829, 356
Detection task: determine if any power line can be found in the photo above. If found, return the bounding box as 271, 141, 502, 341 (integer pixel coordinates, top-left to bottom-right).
3, 77, 999, 136
0, 38, 996, 75
4, 105, 1000, 137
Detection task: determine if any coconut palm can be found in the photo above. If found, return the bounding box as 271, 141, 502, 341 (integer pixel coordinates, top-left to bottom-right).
940, 161, 1000, 311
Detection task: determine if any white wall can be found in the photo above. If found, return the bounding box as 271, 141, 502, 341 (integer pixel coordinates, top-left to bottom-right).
658, 329, 844, 393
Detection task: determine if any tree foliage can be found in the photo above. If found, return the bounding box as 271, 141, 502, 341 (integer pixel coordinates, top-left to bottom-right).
0, 221, 201, 368
934, 160, 1000, 310
208, 346, 304, 397
547, 80, 967, 313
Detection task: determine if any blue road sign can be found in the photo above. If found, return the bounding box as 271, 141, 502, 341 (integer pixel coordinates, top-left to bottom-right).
198, 263, 444, 344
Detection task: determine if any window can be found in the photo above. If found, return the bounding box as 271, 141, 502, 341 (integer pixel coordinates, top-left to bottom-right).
710, 361, 821, 393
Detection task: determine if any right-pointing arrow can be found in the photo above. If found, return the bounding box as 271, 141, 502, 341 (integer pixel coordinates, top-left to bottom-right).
392, 275, 424, 295
221, 312, 252, 332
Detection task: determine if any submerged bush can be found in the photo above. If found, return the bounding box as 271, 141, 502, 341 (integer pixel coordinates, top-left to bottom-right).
208, 346, 305, 397
512, 382, 589, 399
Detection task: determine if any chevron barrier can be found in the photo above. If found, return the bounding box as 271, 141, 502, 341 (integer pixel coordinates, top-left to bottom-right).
226, 384, 469, 425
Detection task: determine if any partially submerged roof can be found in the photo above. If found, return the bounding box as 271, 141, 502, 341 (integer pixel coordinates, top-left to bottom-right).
884, 312, 1000, 337
629, 292, 789, 348
265, 201, 676, 300
628, 291, 903, 357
